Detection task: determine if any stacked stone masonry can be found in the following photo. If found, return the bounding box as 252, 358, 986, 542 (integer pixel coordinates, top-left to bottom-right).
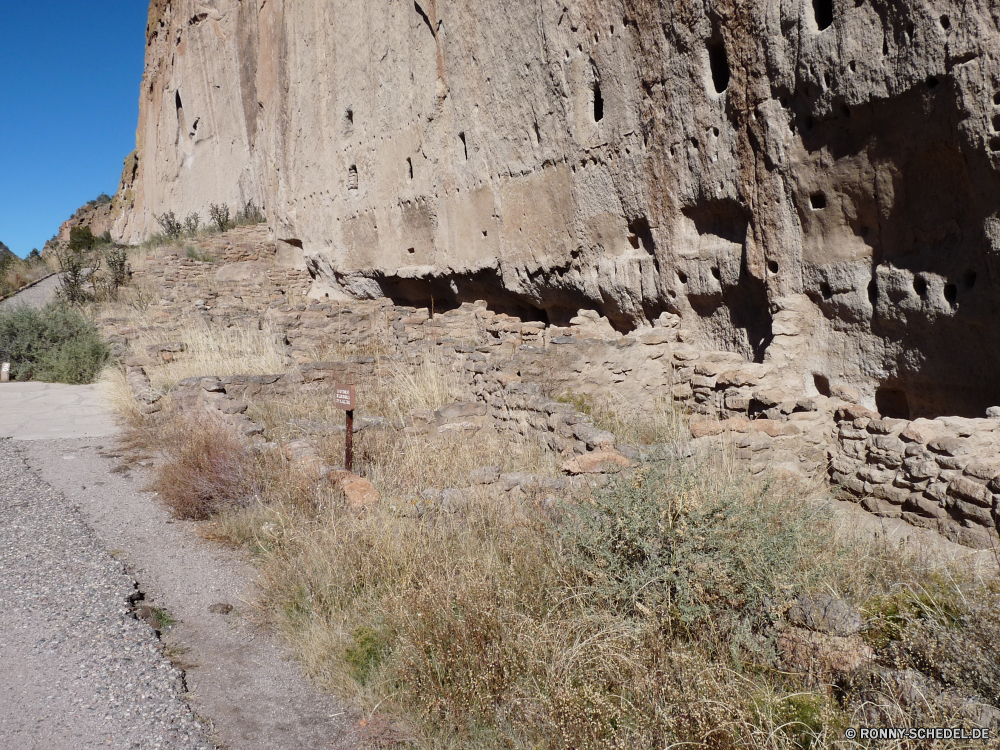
107, 244, 1000, 549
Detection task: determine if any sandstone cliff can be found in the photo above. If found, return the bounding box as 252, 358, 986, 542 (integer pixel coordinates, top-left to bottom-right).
116, 0, 1000, 419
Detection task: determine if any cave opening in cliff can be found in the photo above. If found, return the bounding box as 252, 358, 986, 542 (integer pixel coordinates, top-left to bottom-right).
813, 374, 832, 397
370, 271, 551, 325
459, 132, 468, 161
876, 386, 911, 420
707, 37, 730, 94
812, 0, 834, 31
627, 217, 655, 253
348, 165, 359, 191
592, 83, 604, 122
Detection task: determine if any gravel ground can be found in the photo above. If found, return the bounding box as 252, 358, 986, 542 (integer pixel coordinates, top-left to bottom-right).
21, 437, 362, 750
0, 438, 213, 749
0, 274, 60, 311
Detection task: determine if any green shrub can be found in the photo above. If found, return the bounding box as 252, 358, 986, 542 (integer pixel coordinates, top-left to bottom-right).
104, 246, 131, 290
559, 464, 845, 662
56, 248, 93, 304
185, 246, 213, 262
184, 212, 200, 235
344, 625, 388, 685
236, 200, 265, 225
0, 303, 110, 383
68, 226, 96, 252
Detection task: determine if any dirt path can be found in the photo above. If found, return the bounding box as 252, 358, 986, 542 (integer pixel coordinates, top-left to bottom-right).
0, 378, 360, 749
18, 437, 361, 750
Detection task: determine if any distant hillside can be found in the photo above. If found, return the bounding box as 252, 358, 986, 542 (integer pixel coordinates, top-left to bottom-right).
0, 240, 15, 263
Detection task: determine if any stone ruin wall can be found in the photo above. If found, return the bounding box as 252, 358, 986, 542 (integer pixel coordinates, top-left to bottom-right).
107, 228, 1000, 550
112, 0, 1000, 425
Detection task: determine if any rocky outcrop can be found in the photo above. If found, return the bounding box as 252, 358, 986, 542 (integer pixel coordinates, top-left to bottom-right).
46, 198, 119, 253
116, 0, 1000, 421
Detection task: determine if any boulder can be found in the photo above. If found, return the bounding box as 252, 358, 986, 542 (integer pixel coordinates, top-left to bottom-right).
561, 451, 631, 475
329, 470, 380, 510
786, 594, 862, 637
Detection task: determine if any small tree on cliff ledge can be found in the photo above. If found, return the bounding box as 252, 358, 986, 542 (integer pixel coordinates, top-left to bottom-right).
67, 226, 96, 253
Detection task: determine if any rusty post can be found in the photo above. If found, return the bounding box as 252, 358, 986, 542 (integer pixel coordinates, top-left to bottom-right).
345, 410, 354, 472
335, 383, 357, 472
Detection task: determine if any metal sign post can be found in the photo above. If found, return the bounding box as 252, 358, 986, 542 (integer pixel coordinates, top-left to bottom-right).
334, 384, 357, 472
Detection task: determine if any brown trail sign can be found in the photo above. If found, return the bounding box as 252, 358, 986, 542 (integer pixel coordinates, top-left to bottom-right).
334, 384, 356, 471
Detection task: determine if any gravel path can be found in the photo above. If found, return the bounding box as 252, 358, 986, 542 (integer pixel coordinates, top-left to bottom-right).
0, 439, 211, 749
21, 437, 362, 750
0, 273, 60, 311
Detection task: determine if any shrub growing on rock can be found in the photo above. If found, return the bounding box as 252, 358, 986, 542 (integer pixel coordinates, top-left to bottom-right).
209, 203, 231, 232
156, 211, 183, 240
67, 226, 96, 252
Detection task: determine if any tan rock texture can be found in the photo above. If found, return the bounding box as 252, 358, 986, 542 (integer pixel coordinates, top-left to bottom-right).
116, 0, 1000, 419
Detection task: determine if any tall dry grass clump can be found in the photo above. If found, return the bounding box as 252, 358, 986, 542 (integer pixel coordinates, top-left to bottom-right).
137, 407, 332, 520
140, 320, 287, 392
102, 307, 287, 394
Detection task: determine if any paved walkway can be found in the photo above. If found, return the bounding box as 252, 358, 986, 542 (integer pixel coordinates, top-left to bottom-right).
0, 274, 60, 311
0, 382, 117, 440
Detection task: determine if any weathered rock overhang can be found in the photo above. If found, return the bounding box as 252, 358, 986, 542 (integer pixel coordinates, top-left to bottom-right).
116, 0, 1000, 418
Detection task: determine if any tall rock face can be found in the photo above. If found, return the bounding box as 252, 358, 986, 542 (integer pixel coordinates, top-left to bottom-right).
118, 0, 1000, 418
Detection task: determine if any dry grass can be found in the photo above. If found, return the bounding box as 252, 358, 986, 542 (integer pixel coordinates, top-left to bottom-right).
98, 300, 288, 394
142, 320, 287, 393
559, 389, 685, 446
1, 259, 52, 297
97, 365, 145, 426
247, 356, 466, 445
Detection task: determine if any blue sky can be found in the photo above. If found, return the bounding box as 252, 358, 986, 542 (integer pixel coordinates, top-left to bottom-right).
0, 4, 148, 257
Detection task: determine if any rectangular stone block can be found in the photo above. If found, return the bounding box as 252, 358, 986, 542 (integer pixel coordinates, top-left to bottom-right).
948, 476, 992, 508
872, 483, 909, 505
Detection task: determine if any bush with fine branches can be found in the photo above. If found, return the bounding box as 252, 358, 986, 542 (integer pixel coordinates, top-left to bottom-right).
209, 203, 231, 232
156, 211, 182, 240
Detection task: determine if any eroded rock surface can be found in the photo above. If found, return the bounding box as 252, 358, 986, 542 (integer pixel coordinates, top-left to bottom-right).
112, 1, 1000, 419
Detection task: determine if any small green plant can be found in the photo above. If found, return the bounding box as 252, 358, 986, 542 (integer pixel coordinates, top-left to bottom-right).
0, 303, 110, 383
56, 247, 96, 304
344, 625, 388, 685
185, 246, 213, 262
771, 694, 826, 750
236, 200, 265, 225
98, 230, 113, 245
184, 212, 201, 235
104, 246, 131, 293
151, 607, 176, 629
156, 211, 183, 240
209, 203, 231, 232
